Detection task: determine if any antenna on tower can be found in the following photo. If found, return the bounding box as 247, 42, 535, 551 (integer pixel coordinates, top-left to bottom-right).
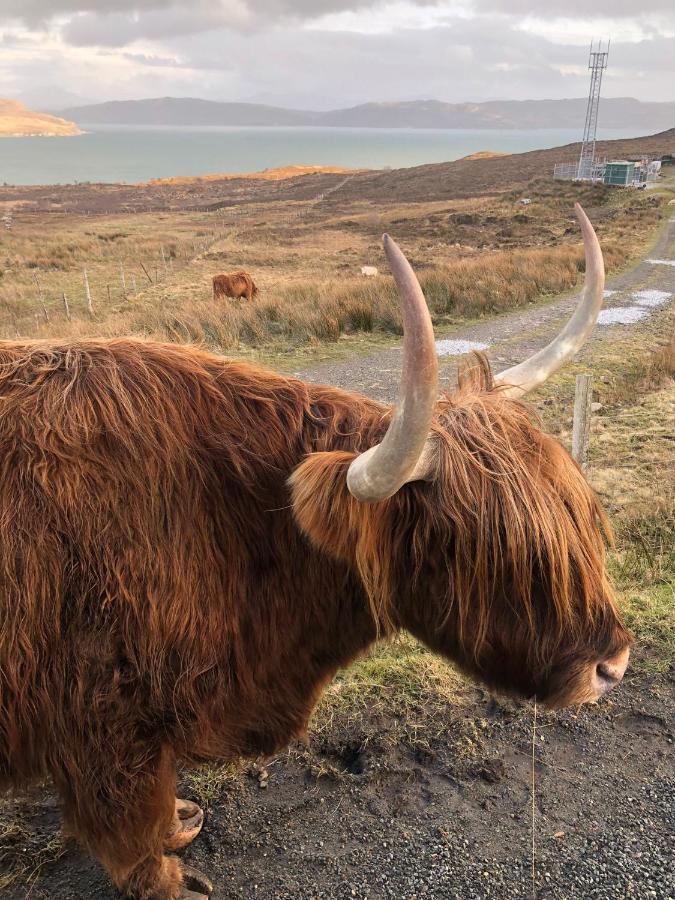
577, 40, 609, 180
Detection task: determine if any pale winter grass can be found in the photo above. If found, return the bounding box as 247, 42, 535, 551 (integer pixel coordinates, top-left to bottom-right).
5, 239, 636, 351
0, 177, 666, 350
56, 240, 628, 352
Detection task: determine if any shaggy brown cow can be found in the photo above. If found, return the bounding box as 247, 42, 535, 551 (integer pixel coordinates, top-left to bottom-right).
212, 270, 257, 301
0, 205, 630, 900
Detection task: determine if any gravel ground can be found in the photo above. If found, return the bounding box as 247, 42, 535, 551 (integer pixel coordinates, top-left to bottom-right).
3, 673, 673, 900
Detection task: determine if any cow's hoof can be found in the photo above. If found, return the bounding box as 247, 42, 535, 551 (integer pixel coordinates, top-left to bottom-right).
182, 864, 214, 896
180, 891, 208, 900
165, 799, 204, 851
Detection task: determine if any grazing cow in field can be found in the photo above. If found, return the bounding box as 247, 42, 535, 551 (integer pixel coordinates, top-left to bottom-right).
360, 265, 379, 277
212, 270, 258, 301
0, 205, 629, 900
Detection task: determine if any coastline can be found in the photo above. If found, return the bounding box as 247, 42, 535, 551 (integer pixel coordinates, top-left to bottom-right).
0, 131, 83, 138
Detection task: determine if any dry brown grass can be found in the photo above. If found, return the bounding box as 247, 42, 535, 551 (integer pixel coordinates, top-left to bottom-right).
0, 176, 669, 356
147, 165, 356, 186
599, 333, 675, 408
0, 99, 81, 137
106, 242, 619, 351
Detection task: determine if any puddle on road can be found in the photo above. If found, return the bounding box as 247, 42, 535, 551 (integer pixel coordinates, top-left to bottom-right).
647, 259, 675, 267
597, 307, 649, 325
632, 289, 672, 307
435, 339, 490, 357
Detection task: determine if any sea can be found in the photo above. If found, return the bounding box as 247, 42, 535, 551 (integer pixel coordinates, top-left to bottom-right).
0, 125, 650, 186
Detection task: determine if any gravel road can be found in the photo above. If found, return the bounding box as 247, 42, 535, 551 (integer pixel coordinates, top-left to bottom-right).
299, 210, 675, 403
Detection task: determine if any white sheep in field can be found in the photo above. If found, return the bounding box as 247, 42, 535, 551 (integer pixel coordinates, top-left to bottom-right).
360, 266, 379, 277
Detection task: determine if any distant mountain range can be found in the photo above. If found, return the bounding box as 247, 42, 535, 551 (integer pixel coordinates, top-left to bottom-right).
60, 97, 675, 131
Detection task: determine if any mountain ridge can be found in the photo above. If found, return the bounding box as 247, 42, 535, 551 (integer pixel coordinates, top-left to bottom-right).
60, 96, 675, 131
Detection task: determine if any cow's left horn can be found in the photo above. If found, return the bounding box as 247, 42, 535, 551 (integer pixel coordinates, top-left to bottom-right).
494, 203, 605, 398
346, 235, 438, 503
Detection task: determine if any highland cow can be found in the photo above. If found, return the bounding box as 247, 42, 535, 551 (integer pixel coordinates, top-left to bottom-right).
212, 270, 258, 301
0, 205, 629, 899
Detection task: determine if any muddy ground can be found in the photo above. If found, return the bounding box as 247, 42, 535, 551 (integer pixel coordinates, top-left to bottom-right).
1, 667, 673, 900
0, 214, 673, 900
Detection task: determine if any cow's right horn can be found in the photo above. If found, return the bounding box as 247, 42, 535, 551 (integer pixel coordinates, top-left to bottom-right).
494, 203, 605, 398
346, 235, 438, 503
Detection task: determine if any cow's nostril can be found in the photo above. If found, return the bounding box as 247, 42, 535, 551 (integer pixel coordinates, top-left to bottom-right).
589, 647, 630, 699
593, 646, 630, 695
596, 662, 619, 685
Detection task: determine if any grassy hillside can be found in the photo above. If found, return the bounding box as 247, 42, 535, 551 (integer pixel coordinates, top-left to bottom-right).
0, 178, 667, 354
0, 99, 82, 137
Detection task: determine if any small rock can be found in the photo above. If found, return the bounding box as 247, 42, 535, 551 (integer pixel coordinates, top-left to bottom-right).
476, 758, 505, 784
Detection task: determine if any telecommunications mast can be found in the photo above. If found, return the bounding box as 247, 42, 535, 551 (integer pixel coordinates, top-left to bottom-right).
577, 40, 609, 180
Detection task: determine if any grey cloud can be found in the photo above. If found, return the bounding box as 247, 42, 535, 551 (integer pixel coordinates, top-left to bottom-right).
161, 21, 675, 105
471, 0, 674, 20
2, 0, 440, 32
62, 6, 245, 46
120, 52, 185, 67
5, 5, 673, 108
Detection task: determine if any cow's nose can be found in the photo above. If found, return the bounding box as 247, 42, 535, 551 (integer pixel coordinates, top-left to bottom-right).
593, 646, 630, 696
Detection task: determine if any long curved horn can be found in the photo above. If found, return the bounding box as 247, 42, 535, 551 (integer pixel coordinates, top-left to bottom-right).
346, 235, 438, 502
494, 203, 605, 398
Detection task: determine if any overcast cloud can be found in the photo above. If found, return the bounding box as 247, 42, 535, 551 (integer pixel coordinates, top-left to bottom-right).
1, 0, 673, 110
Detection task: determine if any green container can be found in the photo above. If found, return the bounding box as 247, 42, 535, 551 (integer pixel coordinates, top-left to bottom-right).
603, 161, 635, 186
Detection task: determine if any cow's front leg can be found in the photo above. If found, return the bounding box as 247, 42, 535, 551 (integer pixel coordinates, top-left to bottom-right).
54, 741, 213, 899
164, 798, 204, 851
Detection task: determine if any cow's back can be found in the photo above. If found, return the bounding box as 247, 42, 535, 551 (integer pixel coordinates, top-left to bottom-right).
0, 339, 383, 779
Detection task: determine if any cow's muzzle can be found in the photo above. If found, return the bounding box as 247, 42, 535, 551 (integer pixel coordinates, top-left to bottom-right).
590, 645, 630, 698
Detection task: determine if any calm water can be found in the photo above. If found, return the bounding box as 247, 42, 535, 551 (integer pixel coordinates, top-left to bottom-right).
0, 125, 648, 186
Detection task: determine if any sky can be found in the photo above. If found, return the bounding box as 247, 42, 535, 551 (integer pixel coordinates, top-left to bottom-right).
1, 0, 674, 110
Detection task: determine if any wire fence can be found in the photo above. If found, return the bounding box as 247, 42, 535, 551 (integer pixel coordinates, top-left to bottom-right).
0, 174, 355, 337
0, 226, 230, 336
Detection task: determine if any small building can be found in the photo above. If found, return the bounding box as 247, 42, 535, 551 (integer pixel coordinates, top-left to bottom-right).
603, 161, 635, 187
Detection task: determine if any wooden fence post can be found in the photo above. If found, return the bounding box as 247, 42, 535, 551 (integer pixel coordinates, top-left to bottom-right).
83, 268, 93, 316
572, 374, 593, 470
62, 292, 71, 321
119, 263, 127, 295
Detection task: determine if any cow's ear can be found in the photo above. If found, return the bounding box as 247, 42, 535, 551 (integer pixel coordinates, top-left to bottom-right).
290, 451, 398, 631
289, 451, 386, 563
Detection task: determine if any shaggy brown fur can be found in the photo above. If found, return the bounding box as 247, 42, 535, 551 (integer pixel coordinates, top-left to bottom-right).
212, 270, 258, 301
0, 340, 628, 899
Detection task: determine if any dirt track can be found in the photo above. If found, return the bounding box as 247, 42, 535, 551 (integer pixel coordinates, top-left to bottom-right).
0, 218, 673, 900
300, 206, 675, 402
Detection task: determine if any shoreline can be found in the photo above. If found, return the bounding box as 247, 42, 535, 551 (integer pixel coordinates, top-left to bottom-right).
0, 131, 83, 138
